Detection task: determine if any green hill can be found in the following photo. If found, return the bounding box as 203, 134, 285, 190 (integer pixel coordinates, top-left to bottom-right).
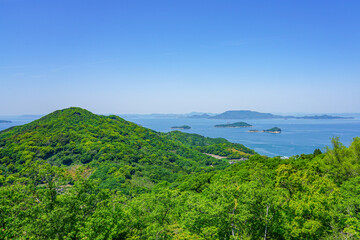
1, 134, 360, 239
2, 107, 360, 239
0, 107, 254, 192
167, 131, 255, 158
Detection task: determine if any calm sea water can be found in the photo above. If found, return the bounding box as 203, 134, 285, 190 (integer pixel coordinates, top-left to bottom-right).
124, 117, 360, 157
0, 118, 37, 132
1, 115, 360, 157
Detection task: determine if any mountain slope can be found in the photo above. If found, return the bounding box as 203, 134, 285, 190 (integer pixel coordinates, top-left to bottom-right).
2, 137, 360, 239
0, 107, 254, 191
1, 108, 360, 239
167, 131, 255, 158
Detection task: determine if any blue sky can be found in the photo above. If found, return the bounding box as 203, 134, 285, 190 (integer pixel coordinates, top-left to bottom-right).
1, 0, 359, 115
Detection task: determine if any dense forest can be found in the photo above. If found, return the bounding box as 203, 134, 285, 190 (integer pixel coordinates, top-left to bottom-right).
1, 108, 254, 193
1, 108, 360, 239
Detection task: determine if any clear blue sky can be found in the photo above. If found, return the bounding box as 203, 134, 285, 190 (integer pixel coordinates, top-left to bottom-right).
1, 0, 359, 115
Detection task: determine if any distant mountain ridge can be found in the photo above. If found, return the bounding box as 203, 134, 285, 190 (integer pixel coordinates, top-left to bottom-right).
210, 110, 283, 119
193, 110, 354, 120
120, 111, 354, 120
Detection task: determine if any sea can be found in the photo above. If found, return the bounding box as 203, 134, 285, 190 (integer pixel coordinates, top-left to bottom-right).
1, 114, 360, 158
124, 116, 360, 157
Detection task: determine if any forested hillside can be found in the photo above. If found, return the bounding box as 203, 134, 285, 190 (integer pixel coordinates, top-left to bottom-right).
1, 108, 360, 239
0, 107, 251, 192
167, 131, 255, 159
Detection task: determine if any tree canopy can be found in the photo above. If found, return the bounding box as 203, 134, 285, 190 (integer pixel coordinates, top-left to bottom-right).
1, 108, 360, 239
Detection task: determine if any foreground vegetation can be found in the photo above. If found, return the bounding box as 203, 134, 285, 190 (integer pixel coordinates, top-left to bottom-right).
1, 108, 360, 239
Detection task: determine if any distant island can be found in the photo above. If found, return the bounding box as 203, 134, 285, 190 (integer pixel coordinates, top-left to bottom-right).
0, 120, 11, 123
210, 110, 282, 119
264, 127, 282, 133
171, 125, 191, 130
295, 115, 354, 120
205, 110, 354, 120
214, 122, 252, 128
121, 110, 354, 120
249, 127, 281, 134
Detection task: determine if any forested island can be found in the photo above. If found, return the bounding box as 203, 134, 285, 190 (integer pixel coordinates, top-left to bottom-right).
171, 125, 191, 130
214, 122, 252, 128
1, 107, 360, 239
0, 120, 11, 123
264, 127, 281, 133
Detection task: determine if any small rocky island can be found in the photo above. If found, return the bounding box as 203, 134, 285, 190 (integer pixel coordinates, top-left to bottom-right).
248, 127, 281, 134
264, 127, 281, 133
0, 120, 12, 123
214, 122, 252, 128
171, 125, 191, 130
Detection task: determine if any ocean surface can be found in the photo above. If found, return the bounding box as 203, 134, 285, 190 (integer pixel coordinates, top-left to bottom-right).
1, 115, 360, 157
0, 117, 39, 132
124, 116, 360, 157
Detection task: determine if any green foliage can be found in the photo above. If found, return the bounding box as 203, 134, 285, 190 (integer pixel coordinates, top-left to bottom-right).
313, 148, 323, 156
167, 131, 255, 158
0, 107, 237, 192
1, 108, 360, 239
2, 137, 359, 239
264, 127, 281, 132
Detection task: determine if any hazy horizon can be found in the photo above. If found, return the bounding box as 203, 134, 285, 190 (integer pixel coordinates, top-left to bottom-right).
0, 107, 359, 118
1, 0, 360, 115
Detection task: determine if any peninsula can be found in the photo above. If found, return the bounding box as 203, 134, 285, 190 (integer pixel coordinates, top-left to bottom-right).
214, 122, 252, 128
